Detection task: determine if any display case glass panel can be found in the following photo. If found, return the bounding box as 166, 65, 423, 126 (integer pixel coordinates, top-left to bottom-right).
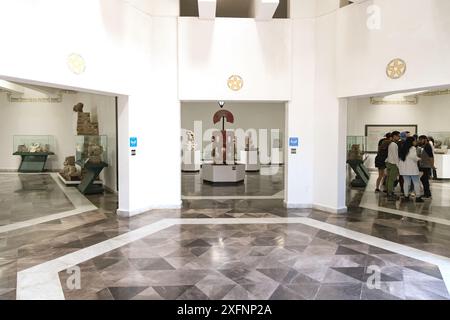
75, 135, 108, 164
13, 135, 55, 154
427, 132, 450, 154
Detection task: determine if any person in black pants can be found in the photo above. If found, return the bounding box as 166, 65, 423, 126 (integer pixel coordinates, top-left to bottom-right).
418, 135, 434, 199
428, 136, 438, 180
375, 133, 391, 193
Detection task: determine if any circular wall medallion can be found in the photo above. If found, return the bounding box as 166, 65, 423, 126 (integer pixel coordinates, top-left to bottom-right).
227, 75, 244, 91
386, 58, 406, 79
67, 53, 86, 75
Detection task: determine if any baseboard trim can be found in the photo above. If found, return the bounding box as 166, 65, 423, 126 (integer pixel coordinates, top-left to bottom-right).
117, 202, 182, 218
313, 204, 348, 214
283, 201, 313, 209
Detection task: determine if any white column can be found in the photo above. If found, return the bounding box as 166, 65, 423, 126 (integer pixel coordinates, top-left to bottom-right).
284, 16, 316, 208
252, 0, 280, 20
313, 8, 347, 213
198, 0, 217, 20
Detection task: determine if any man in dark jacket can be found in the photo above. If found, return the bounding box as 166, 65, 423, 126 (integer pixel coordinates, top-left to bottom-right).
418, 135, 434, 199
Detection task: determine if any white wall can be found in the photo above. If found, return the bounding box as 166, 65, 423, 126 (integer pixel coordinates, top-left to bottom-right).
0, 90, 117, 190
348, 93, 450, 169
0, 90, 77, 171
337, 0, 450, 98
181, 102, 285, 161
0, 0, 181, 215
178, 17, 292, 101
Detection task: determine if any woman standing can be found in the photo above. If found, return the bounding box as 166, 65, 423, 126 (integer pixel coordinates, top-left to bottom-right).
374, 133, 391, 193
398, 137, 424, 202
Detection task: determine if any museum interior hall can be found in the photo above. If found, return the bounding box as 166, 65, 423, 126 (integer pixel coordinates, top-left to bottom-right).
180, 101, 285, 204
1, 0, 450, 303
346, 86, 450, 222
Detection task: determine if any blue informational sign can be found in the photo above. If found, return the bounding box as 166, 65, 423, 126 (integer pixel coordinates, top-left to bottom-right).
289, 137, 299, 148
130, 137, 138, 148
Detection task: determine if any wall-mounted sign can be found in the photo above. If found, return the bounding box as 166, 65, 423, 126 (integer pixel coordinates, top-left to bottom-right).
227, 75, 244, 91
130, 137, 138, 148
289, 137, 299, 148
131, 149, 136, 156
386, 58, 406, 79
67, 53, 86, 75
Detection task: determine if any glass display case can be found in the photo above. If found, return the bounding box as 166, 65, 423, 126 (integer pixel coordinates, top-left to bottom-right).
427, 132, 450, 154
13, 135, 55, 154
75, 135, 108, 165
347, 136, 367, 160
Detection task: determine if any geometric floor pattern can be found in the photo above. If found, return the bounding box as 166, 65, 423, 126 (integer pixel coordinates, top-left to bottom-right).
58, 223, 450, 300
2, 172, 450, 300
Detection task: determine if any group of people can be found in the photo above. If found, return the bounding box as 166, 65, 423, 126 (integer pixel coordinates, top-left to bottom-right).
374, 131, 435, 202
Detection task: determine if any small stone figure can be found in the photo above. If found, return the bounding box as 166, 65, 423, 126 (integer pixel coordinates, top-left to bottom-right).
60, 156, 81, 181
87, 144, 104, 164
184, 130, 196, 151
17, 145, 27, 153
29, 143, 42, 153
348, 144, 363, 161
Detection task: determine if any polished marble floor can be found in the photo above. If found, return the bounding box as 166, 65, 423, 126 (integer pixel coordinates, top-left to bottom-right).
1, 172, 450, 300
57, 223, 449, 300
182, 165, 284, 198
0, 174, 74, 226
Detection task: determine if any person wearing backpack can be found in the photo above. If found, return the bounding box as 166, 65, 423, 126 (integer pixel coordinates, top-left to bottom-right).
374, 133, 392, 193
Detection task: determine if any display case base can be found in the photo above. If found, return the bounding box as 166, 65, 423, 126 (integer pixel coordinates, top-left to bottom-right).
13, 152, 55, 173
76, 161, 108, 195
57, 172, 102, 186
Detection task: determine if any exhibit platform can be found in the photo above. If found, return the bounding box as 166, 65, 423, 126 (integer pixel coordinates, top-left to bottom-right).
202, 163, 245, 184
435, 154, 450, 179
181, 150, 201, 172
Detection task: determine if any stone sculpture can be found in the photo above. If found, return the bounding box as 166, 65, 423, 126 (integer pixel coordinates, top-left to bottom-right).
347, 144, 363, 161
73, 102, 99, 136
211, 105, 235, 165
184, 130, 196, 151
87, 144, 104, 164
29, 143, 42, 153
60, 156, 81, 181
17, 145, 28, 153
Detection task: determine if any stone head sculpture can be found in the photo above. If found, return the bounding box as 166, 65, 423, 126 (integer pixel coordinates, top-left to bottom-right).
73, 102, 84, 113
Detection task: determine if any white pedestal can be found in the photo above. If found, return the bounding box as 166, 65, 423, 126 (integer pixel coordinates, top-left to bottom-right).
434, 154, 450, 179
202, 164, 245, 183
271, 148, 284, 165
182, 150, 201, 172
240, 150, 260, 172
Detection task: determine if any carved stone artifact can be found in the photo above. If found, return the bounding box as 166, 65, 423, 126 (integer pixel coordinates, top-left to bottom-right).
347, 144, 363, 161
87, 144, 104, 164
60, 156, 81, 181
29, 143, 42, 153
17, 145, 28, 153
74, 102, 99, 136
